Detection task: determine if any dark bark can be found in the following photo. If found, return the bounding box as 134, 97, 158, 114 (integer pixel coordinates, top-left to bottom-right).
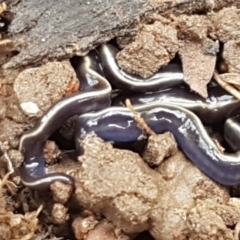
4, 0, 237, 68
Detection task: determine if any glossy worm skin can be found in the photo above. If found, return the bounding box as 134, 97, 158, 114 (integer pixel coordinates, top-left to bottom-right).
76, 103, 240, 186
112, 86, 240, 124
98, 44, 184, 92
19, 42, 240, 189
224, 115, 240, 151
19, 44, 186, 190
19, 52, 112, 190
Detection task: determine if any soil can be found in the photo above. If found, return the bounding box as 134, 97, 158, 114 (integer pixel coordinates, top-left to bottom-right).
1, 1, 240, 240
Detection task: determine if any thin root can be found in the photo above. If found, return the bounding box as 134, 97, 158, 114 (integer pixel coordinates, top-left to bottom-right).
214, 140, 225, 153
0, 39, 13, 46
0, 141, 15, 189
213, 71, 240, 100
125, 99, 156, 136
0, 152, 15, 189
0, 2, 7, 14
35, 204, 43, 217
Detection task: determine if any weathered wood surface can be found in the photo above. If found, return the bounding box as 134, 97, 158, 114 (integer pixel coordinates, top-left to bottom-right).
4, 0, 236, 68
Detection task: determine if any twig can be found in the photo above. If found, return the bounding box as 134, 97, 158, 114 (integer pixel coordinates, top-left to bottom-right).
125, 99, 156, 136
213, 71, 240, 100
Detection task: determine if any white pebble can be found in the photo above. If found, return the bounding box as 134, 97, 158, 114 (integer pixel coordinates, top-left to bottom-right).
20, 102, 40, 116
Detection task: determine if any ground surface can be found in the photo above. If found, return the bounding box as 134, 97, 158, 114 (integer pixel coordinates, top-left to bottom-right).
1, 0, 240, 240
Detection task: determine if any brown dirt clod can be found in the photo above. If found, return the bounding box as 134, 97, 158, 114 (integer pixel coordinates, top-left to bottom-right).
51, 203, 69, 225
116, 20, 179, 78
72, 215, 99, 240
13, 61, 79, 118
50, 181, 73, 204
44, 140, 61, 165
223, 40, 240, 74
142, 132, 178, 167
74, 134, 164, 235
86, 220, 130, 240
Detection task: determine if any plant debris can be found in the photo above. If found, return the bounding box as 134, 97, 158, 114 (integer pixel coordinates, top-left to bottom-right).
0, 147, 42, 239
125, 99, 156, 136
0, 206, 42, 240
213, 71, 240, 101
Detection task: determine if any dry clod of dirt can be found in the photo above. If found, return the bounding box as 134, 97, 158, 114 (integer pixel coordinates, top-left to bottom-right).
51, 203, 69, 224
207, 201, 240, 227
157, 151, 229, 206
5, 95, 29, 124
148, 139, 230, 240
116, 20, 179, 78
47, 153, 83, 180
210, 7, 240, 43
50, 181, 73, 204
142, 132, 177, 166
13, 61, 79, 118
85, 220, 130, 240
72, 214, 99, 240
175, 14, 211, 41
223, 40, 240, 74
74, 134, 164, 234
43, 140, 61, 165
0, 119, 25, 149
185, 202, 240, 239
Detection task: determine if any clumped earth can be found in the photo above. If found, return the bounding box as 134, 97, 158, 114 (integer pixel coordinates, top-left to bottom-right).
1, 1, 240, 240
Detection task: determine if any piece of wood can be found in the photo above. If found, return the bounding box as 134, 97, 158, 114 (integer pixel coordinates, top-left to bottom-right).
4, 0, 237, 68
5, 0, 147, 68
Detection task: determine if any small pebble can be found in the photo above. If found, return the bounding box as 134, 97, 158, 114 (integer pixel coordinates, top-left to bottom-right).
20, 102, 40, 116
